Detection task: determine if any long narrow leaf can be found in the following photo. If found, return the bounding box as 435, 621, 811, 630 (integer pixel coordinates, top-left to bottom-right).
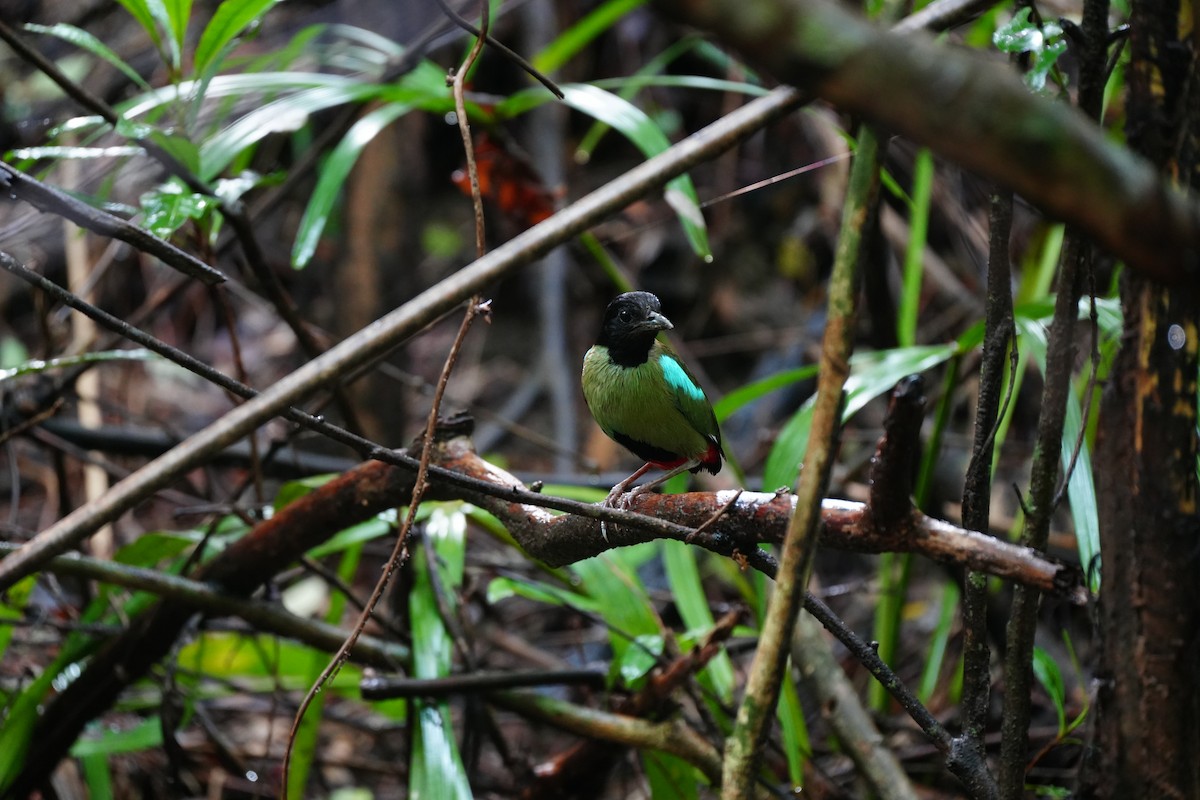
533, 0, 647, 73
291, 101, 413, 268
195, 0, 283, 77
498, 83, 711, 258
24, 23, 152, 90
410, 507, 471, 799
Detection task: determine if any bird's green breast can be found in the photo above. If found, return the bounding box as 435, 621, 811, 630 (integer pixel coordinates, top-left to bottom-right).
582, 341, 717, 461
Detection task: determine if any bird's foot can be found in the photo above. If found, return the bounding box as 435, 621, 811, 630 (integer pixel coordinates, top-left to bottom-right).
599, 487, 635, 543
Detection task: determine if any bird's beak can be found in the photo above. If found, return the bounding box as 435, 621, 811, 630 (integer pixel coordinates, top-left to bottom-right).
640, 311, 673, 332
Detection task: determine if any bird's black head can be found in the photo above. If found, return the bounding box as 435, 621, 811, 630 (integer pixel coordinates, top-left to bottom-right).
596, 291, 674, 366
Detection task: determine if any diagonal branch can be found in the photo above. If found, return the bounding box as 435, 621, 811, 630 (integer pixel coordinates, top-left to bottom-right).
0, 163, 225, 284
0, 86, 805, 593
651, 0, 1200, 284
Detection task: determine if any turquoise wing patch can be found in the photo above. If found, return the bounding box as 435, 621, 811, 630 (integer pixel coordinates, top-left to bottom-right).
659, 355, 706, 402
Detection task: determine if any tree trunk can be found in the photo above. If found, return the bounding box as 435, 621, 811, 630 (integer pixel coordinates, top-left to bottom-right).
1091, 0, 1200, 792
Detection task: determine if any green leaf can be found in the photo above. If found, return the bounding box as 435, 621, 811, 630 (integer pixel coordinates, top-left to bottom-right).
777, 670, 809, 785
7, 145, 145, 161
113, 0, 164, 54
24, 23, 152, 90
71, 716, 164, 757
195, 0, 283, 77
139, 179, 214, 238
663, 541, 734, 701
572, 547, 665, 684
898, 148, 933, 347
532, 0, 647, 73
643, 751, 701, 799
1016, 316, 1102, 589
713, 365, 818, 421
292, 101, 413, 268
148, 129, 201, 174
0, 348, 160, 384
993, 8, 1066, 92
410, 506, 471, 799
486, 576, 601, 613
0, 666, 60, 792
1032, 646, 1067, 735
498, 83, 711, 259
617, 633, 665, 685
161, 0, 192, 65
80, 753, 114, 800
763, 344, 957, 490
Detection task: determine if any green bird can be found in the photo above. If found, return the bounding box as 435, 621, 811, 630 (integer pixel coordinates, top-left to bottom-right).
582, 291, 724, 511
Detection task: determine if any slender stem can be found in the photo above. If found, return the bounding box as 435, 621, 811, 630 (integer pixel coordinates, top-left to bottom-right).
720, 125, 882, 797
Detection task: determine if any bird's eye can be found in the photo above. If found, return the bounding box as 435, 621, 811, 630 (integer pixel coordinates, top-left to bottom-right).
618, 309, 633, 322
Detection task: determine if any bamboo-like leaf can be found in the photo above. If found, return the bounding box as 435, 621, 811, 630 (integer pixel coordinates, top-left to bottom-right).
498, 83, 711, 258
24, 23, 152, 90
194, 0, 283, 77
533, 0, 646, 73
410, 506, 471, 799
0, 348, 159, 384
663, 541, 734, 701
291, 101, 413, 268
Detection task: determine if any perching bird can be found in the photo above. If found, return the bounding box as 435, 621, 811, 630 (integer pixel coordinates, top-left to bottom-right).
582, 291, 724, 510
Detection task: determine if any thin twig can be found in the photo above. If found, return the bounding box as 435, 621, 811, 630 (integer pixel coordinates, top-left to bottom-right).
282, 16, 494, 794
430, 0, 564, 98
686, 489, 742, 543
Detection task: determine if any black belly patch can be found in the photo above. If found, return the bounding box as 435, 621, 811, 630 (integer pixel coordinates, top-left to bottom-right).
613, 431, 686, 467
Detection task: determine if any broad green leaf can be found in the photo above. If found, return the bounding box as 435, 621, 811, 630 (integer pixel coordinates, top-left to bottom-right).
533, 0, 646, 73
0, 348, 159, 384
572, 545, 664, 680
148, 129, 201, 174
199, 82, 380, 179
305, 515, 395, 559
24, 23, 151, 90
643, 751, 701, 800
617, 633, 665, 685
195, 0, 283, 77
763, 344, 957, 490
411, 506, 471, 799
663, 541, 734, 701
113, 531, 199, 567
292, 101, 413, 268
0, 666, 60, 792
139, 179, 214, 238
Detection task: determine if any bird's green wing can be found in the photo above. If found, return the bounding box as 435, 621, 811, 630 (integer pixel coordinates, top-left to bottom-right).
653, 341, 721, 443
